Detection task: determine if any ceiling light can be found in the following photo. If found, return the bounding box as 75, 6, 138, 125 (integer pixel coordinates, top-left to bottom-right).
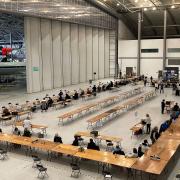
144, 7, 147, 11
144, 0, 147, 2
117, 3, 120, 6
103, 0, 107, 1
149, 3, 152, 6
135, 0, 138, 3
152, 7, 156, 10
171, 5, 175, 8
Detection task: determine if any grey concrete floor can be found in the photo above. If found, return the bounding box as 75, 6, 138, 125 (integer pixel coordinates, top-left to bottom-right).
0, 80, 179, 180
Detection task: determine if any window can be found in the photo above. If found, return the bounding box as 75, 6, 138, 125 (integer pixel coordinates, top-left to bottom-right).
168, 59, 180, 65
141, 49, 159, 53
168, 48, 180, 53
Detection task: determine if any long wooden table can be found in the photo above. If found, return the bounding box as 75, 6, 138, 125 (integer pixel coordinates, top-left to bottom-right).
0, 133, 136, 170
87, 90, 156, 129
14, 121, 48, 135
132, 117, 180, 176
58, 87, 143, 125
75, 131, 122, 144
130, 122, 145, 137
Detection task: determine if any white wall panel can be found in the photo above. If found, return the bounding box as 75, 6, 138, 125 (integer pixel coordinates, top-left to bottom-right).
62, 22, 71, 86
41, 19, 53, 90
52, 20, 63, 88
118, 40, 137, 57
98, 29, 105, 79
79, 25, 87, 83
104, 30, 110, 77
71, 24, 79, 84
25, 17, 42, 93
141, 59, 163, 78
86, 27, 93, 80
92, 28, 99, 79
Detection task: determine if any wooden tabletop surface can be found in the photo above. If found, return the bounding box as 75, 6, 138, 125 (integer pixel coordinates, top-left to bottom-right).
15, 121, 48, 129
74, 149, 137, 168
75, 131, 122, 142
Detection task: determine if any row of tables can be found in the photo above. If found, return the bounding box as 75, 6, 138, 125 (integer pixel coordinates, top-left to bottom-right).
132, 117, 180, 178
87, 90, 156, 129
0, 133, 136, 169
58, 87, 143, 125
1, 111, 179, 179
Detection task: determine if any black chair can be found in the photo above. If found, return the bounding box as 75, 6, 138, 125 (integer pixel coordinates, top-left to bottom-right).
176, 174, 180, 179
32, 155, 42, 168
70, 163, 81, 178
106, 140, 114, 152
102, 170, 112, 180
36, 164, 48, 179
0, 149, 8, 160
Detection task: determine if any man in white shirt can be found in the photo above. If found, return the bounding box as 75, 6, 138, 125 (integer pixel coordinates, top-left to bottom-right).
23, 117, 32, 130
145, 114, 151, 134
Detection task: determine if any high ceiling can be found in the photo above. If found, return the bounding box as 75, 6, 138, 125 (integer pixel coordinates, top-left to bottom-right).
0, 0, 180, 41
90, 0, 180, 39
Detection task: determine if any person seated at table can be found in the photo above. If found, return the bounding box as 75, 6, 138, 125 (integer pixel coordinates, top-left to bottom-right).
15, 103, 22, 112
159, 120, 171, 134
8, 102, 14, 111
65, 92, 71, 100
1, 106, 11, 117
59, 94, 64, 101
47, 97, 53, 107
102, 84, 106, 91
141, 139, 150, 153
73, 90, 79, 100
125, 148, 138, 158
41, 98, 48, 112
86, 88, 92, 95
113, 145, 125, 155
13, 127, 21, 136
137, 146, 144, 157
25, 101, 31, 109
173, 103, 179, 112
150, 126, 160, 144
54, 133, 63, 143
31, 102, 37, 112
92, 85, 97, 93
23, 128, 31, 137
0, 128, 2, 133
72, 136, 79, 146
97, 84, 101, 93
23, 116, 32, 130
87, 139, 100, 151
79, 88, 85, 97
58, 90, 63, 97
110, 81, 113, 87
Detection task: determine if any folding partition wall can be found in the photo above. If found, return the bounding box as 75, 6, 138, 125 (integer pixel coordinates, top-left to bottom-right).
25, 17, 114, 93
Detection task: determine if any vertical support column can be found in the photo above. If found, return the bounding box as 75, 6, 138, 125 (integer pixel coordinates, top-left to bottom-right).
115, 20, 119, 78
10, 32, 12, 60
163, 9, 167, 70
137, 10, 142, 76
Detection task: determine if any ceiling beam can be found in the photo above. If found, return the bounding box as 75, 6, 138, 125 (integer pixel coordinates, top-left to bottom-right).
143, 12, 157, 36
144, 25, 180, 28
166, 10, 180, 34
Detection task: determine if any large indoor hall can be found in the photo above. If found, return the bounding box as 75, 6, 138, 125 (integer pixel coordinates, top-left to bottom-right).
0, 0, 180, 180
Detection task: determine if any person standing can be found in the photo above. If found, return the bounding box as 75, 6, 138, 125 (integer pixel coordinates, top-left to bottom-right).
145, 114, 151, 134
161, 99, 165, 114
160, 83, 164, 94
155, 82, 158, 92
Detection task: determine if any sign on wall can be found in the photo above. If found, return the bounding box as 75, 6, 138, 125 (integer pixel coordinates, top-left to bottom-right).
33, 67, 39, 71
